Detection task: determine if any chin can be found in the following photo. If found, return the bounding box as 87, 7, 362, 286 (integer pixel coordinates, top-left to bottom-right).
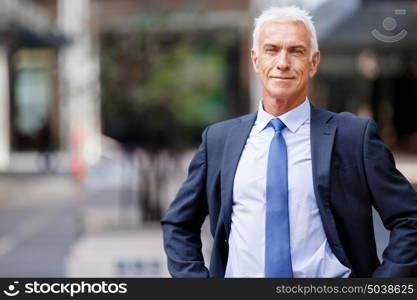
268, 89, 293, 101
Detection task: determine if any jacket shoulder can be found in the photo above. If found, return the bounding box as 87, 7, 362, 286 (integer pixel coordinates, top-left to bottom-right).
333, 111, 371, 124
313, 105, 370, 125
326, 110, 375, 148
312, 106, 374, 143
206, 113, 256, 138
317, 107, 372, 129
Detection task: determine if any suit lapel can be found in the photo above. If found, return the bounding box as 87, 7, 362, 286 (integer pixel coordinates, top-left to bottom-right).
221, 113, 256, 238
310, 105, 352, 269
310, 105, 336, 210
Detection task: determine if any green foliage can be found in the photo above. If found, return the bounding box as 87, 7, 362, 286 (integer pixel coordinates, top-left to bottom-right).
101, 30, 232, 150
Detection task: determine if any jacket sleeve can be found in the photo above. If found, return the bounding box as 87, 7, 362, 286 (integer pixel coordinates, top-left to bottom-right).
362, 120, 417, 277
160, 128, 210, 278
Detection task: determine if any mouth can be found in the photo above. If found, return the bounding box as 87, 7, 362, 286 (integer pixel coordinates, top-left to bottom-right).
270, 76, 295, 81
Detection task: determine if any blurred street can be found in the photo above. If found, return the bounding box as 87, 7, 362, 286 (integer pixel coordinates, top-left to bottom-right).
0, 150, 182, 277
0, 173, 82, 276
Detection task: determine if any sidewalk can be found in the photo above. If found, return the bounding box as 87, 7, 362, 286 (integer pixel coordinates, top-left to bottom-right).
0, 174, 82, 277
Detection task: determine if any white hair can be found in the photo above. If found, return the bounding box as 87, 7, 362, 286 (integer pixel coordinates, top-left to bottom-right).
252, 6, 319, 59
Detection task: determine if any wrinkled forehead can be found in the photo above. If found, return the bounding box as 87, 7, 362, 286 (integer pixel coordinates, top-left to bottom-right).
258, 21, 311, 48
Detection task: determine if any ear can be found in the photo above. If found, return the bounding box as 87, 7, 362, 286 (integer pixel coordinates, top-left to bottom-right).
309, 51, 320, 78
251, 48, 260, 73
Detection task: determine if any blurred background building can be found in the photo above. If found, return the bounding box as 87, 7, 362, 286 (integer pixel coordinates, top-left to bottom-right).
0, 0, 416, 277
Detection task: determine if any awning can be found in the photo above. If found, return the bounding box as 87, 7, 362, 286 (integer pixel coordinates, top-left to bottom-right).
0, 0, 66, 48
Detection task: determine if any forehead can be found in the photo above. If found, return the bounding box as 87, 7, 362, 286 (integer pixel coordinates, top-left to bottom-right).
258, 21, 310, 47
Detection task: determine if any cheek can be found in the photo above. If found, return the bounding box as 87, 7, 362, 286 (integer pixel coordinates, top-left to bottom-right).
261, 66, 272, 82
260, 57, 275, 73
297, 65, 309, 81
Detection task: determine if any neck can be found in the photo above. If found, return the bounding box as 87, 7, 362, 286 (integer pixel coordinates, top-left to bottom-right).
263, 93, 306, 117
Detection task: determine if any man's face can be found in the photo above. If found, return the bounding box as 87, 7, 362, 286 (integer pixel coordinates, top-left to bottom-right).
251, 21, 320, 104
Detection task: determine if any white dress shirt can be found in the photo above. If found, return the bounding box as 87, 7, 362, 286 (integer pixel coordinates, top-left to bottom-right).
224, 99, 351, 278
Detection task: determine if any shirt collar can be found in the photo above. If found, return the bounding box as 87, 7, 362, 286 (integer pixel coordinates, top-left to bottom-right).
255, 98, 310, 134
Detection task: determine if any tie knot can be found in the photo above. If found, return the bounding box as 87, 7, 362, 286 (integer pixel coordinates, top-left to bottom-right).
270, 118, 286, 132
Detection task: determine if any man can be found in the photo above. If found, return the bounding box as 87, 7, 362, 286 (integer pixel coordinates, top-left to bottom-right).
161, 6, 417, 277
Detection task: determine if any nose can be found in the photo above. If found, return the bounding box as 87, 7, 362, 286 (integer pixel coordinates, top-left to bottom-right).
275, 51, 290, 71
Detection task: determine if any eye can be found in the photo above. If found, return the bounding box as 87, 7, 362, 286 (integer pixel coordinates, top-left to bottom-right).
264, 47, 276, 54
291, 48, 305, 55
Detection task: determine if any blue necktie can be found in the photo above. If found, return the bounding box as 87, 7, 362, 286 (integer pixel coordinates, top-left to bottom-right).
265, 118, 293, 277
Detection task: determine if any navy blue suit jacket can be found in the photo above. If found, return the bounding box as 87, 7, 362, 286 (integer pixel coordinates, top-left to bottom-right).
161, 105, 417, 277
